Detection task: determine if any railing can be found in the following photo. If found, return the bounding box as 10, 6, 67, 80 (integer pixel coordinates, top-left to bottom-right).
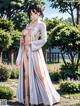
43, 51, 60, 63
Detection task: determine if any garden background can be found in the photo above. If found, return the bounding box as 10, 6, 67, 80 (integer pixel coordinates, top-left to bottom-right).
0, 0, 80, 106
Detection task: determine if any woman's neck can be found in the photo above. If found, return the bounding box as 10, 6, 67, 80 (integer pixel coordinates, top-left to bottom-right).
31, 18, 40, 25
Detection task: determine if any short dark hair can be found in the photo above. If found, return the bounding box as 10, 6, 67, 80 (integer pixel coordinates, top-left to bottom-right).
27, 3, 44, 19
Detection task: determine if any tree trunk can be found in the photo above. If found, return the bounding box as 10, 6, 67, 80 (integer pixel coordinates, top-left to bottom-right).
8, 48, 14, 65
11, 50, 14, 65
43, 49, 48, 62
70, 54, 75, 69
61, 51, 67, 66
49, 47, 51, 62
76, 4, 80, 25
70, 4, 75, 26
76, 52, 80, 69
71, 11, 75, 26
0, 48, 2, 63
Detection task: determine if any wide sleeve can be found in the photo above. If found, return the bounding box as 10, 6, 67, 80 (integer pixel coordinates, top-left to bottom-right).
31, 22, 47, 51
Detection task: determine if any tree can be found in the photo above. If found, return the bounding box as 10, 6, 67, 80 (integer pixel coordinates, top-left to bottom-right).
0, 18, 14, 62
0, 18, 21, 64
0, 29, 12, 62
48, 0, 80, 25
8, 30, 21, 64
13, 11, 29, 31
44, 17, 61, 49
51, 22, 80, 69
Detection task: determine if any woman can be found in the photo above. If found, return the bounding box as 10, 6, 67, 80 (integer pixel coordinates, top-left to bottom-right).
16, 3, 60, 106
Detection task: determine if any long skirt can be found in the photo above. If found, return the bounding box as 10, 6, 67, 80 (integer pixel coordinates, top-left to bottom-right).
16, 47, 60, 106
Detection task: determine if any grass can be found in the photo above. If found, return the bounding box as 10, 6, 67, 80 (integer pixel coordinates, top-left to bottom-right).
60, 93, 80, 99
46, 63, 61, 72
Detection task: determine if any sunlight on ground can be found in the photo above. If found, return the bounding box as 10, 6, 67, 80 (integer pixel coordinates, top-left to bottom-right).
47, 63, 61, 72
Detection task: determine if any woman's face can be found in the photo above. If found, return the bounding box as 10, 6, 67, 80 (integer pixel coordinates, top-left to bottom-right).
30, 10, 40, 21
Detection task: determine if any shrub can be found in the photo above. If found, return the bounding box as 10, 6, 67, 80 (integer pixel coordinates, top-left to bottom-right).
60, 64, 80, 80
10, 68, 19, 79
0, 86, 14, 99
60, 81, 80, 93
0, 64, 11, 81
49, 71, 60, 82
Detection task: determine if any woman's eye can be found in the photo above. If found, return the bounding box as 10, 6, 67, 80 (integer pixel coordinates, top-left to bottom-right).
35, 12, 38, 14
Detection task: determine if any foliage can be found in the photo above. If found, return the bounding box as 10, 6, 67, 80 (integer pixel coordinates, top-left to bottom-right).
49, 71, 60, 82
0, 86, 14, 99
0, 18, 21, 49
0, 18, 14, 31
10, 30, 21, 49
60, 64, 80, 80
0, 64, 11, 81
0, 18, 14, 49
43, 18, 61, 49
60, 81, 80, 93
51, 23, 80, 69
12, 12, 29, 31
10, 68, 19, 79
0, 29, 12, 49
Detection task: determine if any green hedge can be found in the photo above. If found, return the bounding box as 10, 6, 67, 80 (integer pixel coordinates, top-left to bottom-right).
0, 86, 14, 99
60, 81, 80, 93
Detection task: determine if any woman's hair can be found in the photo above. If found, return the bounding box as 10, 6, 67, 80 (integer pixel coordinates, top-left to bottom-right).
27, 3, 44, 19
